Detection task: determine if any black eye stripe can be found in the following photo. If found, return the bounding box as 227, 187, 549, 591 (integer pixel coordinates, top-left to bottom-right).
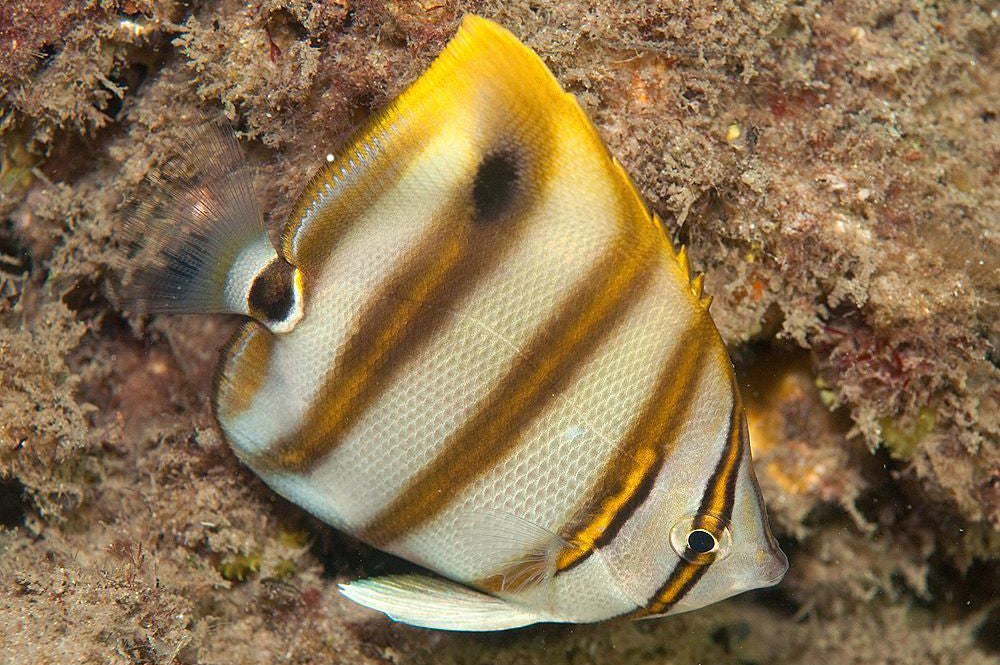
472, 149, 520, 223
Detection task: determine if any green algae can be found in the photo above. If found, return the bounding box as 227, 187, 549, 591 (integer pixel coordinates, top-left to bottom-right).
218, 550, 262, 583
880, 407, 937, 459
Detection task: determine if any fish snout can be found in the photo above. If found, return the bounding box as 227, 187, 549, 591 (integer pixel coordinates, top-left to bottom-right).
755, 544, 788, 586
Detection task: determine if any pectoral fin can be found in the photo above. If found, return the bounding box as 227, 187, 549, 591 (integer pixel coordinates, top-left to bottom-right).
457, 510, 580, 595
338, 574, 542, 631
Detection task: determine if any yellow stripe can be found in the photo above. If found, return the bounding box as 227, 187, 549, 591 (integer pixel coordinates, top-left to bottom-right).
695, 388, 743, 528
282, 130, 404, 272
645, 561, 703, 614
553, 318, 712, 571
213, 322, 274, 423
639, 383, 745, 616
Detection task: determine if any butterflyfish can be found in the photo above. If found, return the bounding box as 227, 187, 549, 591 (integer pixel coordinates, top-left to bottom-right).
119, 15, 787, 631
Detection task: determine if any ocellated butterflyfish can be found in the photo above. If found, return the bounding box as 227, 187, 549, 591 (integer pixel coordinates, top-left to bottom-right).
118, 15, 787, 631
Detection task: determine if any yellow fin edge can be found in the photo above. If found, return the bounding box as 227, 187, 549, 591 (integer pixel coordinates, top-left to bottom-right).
665, 234, 712, 312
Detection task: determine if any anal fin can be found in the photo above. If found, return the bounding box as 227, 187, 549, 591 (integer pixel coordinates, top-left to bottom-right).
339, 574, 542, 631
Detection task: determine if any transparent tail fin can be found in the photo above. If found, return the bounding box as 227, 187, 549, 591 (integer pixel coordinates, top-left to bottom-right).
117, 118, 271, 317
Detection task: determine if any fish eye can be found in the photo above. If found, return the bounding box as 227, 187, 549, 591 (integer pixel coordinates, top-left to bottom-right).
669, 513, 732, 564
686, 529, 716, 554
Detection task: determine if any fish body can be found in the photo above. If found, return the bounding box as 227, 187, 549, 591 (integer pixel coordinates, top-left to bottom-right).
120, 16, 786, 630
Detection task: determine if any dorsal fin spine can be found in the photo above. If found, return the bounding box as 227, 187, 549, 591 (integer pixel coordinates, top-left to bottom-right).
668, 242, 712, 311
676, 245, 691, 280
690, 273, 705, 300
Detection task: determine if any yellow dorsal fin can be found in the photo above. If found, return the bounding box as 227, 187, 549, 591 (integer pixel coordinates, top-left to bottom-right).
691, 273, 713, 310
282, 14, 654, 269
691, 273, 705, 300
673, 244, 712, 310
675, 245, 691, 281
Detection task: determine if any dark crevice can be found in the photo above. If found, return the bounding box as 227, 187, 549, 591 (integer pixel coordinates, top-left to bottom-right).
38, 44, 58, 67
0, 479, 28, 529
976, 604, 1000, 654
711, 620, 751, 653
873, 12, 896, 30
100, 83, 125, 120
266, 8, 308, 42
0, 219, 32, 276
62, 274, 110, 315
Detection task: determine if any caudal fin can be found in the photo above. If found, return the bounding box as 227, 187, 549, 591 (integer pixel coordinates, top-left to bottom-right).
116, 118, 303, 333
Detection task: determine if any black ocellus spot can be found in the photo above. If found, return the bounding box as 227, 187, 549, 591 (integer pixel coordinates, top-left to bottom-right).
472, 149, 520, 222
248, 259, 295, 322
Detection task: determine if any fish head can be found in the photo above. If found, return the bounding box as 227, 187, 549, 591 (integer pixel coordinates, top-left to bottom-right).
654, 408, 786, 616
656, 445, 788, 616
600, 403, 788, 617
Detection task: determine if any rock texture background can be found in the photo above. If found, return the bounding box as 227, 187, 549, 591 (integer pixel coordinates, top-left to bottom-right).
1, 1, 998, 663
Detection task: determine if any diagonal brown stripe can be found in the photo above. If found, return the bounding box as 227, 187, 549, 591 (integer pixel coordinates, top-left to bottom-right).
253, 91, 562, 473
552, 320, 714, 574
636, 383, 746, 616
694, 386, 745, 527
254, 198, 532, 473
359, 230, 659, 548
213, 321, 275, 424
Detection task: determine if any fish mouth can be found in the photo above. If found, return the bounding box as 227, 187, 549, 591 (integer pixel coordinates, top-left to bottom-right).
757, 546, 789, 586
